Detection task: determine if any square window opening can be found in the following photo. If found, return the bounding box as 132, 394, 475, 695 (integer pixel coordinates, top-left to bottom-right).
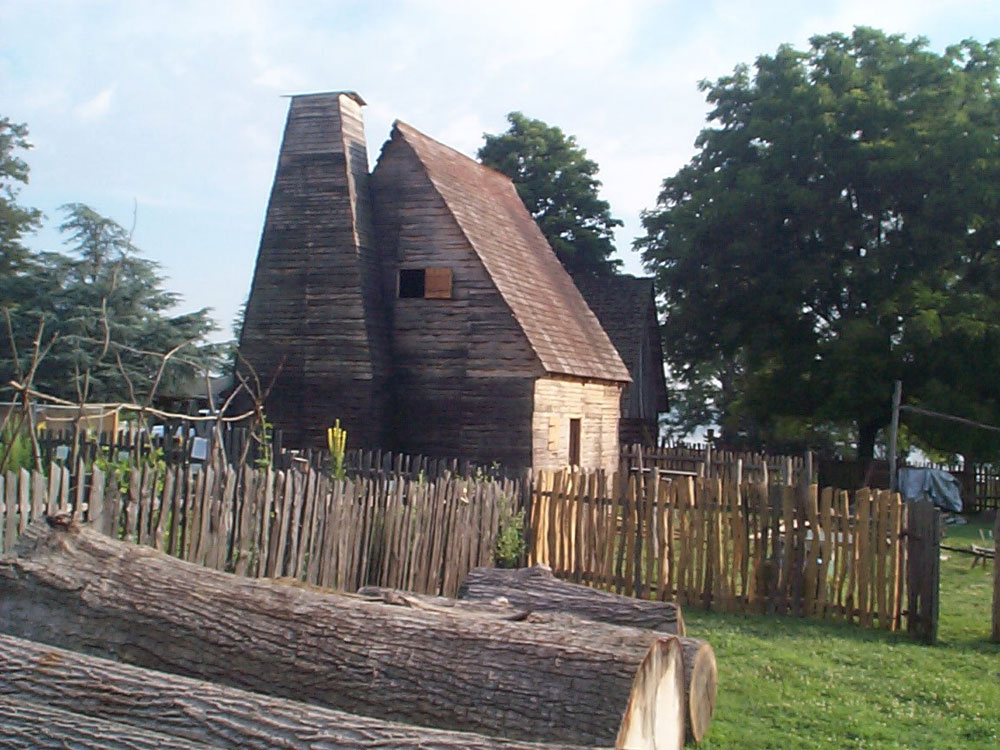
398, 269, 425, 298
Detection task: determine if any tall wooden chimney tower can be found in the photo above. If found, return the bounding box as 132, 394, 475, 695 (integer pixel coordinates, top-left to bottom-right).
238, 92, 390, 447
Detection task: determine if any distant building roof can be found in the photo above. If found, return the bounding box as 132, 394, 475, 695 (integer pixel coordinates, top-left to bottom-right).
391, 121, 630, 384
159, 373, 234, 403
573, 273, 669, 413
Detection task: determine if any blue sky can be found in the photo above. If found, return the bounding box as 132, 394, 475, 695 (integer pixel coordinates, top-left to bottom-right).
3, 0, 1000, 341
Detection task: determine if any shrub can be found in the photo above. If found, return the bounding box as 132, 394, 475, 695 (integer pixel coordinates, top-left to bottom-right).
494, 496, 526, 568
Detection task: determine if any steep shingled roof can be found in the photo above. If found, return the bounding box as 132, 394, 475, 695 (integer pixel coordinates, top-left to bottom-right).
391, 121, 630, 384
572, 274, 669, 413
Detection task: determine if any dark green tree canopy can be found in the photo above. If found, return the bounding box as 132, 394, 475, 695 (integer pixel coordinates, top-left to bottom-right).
638, 28, 1000, 460
0, 118, 42, 300
2, 203, 219, 404
0, 119, 219, 406
479, 112, 623, 277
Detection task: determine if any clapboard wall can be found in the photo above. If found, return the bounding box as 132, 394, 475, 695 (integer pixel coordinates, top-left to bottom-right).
371, 126, 542, 468
238, 92, 390, 448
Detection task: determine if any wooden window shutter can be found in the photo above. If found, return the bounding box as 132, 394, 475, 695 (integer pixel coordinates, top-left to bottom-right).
424, 267, 453, 299
547, 417, 560, 451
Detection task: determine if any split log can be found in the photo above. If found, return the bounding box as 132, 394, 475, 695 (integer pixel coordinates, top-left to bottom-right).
0, 521, 684, 749
459, 564, 686, 634
0, 696, 203, 750
360, 584, 717, 743
0, 633, 587, 750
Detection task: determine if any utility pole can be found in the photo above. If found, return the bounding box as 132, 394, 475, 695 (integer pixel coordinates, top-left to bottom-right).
888, 380, 902, 492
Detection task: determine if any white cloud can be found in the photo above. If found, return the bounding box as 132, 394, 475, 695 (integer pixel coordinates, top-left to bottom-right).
74, 87, 115, 122
5, 0, 999, 335
428, 112, 488, 157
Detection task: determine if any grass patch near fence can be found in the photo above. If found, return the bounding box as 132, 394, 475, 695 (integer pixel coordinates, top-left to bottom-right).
685, 516, 999, 749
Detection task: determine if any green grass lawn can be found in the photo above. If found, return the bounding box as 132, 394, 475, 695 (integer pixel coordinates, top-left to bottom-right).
686, 515, 999, 749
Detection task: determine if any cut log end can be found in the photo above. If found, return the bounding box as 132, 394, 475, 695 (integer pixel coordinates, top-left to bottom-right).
616, 637, 686, 750
686, 643, 718, 743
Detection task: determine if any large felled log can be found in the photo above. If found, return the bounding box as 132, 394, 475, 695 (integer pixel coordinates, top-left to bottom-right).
0, 633, 587, 750
0, 696, 203, 750
0, 520, 683, 749
459, 564, 686, 634
360, 584, 717, 743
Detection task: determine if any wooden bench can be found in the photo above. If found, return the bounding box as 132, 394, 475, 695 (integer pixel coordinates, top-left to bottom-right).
971, 529, 995, 568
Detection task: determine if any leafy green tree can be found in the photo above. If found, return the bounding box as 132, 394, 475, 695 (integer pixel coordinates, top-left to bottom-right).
479, 112, 622, 277
0, 118, 42, 304
638, 29, 1000, 460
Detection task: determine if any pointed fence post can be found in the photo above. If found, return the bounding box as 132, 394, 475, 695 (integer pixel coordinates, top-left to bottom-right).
906, 500, 940, 645
888, 380, 902, 492
992, 509, 999, 643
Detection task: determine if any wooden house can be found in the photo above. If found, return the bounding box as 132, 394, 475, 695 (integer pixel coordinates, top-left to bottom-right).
371, 121, 630, 472
239, 93, 631, 473
572, 274, 669, 446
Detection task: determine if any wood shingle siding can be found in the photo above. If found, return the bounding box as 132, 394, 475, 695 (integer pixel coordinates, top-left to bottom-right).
239, 96, 630, 470
388, 122, 631, 385
238, 92, 390, 448
573, 275, 668, 445
372, 126, 541, 466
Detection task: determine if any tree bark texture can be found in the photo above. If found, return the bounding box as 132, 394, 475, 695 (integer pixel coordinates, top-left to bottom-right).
0, 633, 588, 750
458, 564, 686, 634
0, 521, 681, 748
359, 584, 716, 743
0, 696, 204, 750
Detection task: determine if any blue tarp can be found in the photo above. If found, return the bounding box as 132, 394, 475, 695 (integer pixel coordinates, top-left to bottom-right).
897, 467, 963, 512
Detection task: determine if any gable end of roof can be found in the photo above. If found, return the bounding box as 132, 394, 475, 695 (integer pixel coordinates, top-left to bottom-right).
388, 120, 631, 384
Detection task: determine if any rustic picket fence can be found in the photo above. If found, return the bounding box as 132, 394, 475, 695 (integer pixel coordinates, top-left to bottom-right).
0, 460, 519, 598
623, 442, 808, 484
30, 426, 523, 479
629, 442, 1000, 512
528, 469, 940, 642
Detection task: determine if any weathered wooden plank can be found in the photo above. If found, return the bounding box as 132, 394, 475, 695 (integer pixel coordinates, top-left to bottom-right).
856, 489, 872, 627
888, 491, 903, 631
17, 468, 30, 535
815, 487, 833, 618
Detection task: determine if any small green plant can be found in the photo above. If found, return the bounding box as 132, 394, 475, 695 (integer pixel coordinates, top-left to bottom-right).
94, 445, 133, 494
254, 415, 274, 470
494, 495, 526, 568
327, 419, 347, 480
0, 423, 35, 473
94, 443, 166, 495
